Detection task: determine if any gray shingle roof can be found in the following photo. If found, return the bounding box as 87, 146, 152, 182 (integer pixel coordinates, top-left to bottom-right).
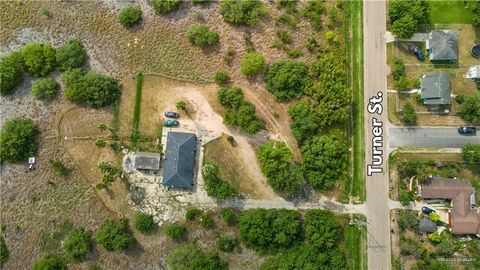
428, 30, 458, 61
419, 218, 437, 233
134, 152, 161, 170
420, 72, 451, 105
163, 132, 197, 188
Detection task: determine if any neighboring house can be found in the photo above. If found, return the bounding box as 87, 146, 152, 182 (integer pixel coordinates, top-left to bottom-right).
420, 177, 480, 235
163, 131, 197, 188
134, 152, 161, 171
419, 218, 437, 234
466, 65, 480, 83
419, 72, 451, 105
426, 30, 458, 62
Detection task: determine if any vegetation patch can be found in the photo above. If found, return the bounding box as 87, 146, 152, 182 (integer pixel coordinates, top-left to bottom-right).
186, 24, 219, 46
32, 77, 59, 100
219, 0, 267, 26
21, 43, 56, 77
133, 212, 157, 234
55, 39, 87, 71
387, 0, 428, 38
167, 243, 227, 269
202, 164, 236, 199
264, 60, 311, 101
130, 73, 144, 142
94, 219, 134, 251
0, 117, 40, 163
240, 51, 266, 76
0, 51, 24, 96
118, 5, 142, 28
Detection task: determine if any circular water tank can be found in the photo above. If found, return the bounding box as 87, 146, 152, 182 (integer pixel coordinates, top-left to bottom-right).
472, 44, 480, 58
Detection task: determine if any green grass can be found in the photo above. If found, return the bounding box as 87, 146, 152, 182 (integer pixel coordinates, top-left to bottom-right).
427, 0, 475, 24
345, 223, 367, 270
130, 73, 144, 143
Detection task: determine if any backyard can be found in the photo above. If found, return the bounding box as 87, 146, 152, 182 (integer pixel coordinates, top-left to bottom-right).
427, 0, 477, 24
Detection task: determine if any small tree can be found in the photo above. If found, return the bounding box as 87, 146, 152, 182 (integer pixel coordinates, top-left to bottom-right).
32, 255, 66, 270
56, 39, 87, 71
95, 219, 134, 251
186, 24, 219, 46
133, 212, 157, 234
151, 0, 181, 14
118, 5, 142, 28
176, 101, 187, 112
401, 102, 417, 125
165, 222, 186, 241
240, 51, 265, 76
0, 52, 24, 96
21, 43, 56, 77
216, 236, 237, 252
32, 77, 59, 100
214, 71, 229, 85
63, 228, 92, 261
0, 117, 40, 163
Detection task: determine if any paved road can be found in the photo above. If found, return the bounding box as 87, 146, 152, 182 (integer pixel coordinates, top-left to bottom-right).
390, 127, 480, 148
364, 1, 391, 269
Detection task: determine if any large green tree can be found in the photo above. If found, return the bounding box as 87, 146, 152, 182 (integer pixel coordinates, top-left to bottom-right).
301, 135, 348, 190
56, 39, 87, 71
0, 52, 24, 96
219, 0, 267, 26
387, 0, 427, 38
240, 51, 265, 76
264, 60, 311, 101
63, 228, 92, 261
390, 15, 417, 39
95, 219, 134, 251
458, 93, 480, 124
0, 118, 40, 163
21, 43, 56, 77
304, 210, 341, 250
462, 144, 480, 163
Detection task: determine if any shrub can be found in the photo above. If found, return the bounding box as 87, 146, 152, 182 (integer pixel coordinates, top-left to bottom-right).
455, 94, 464, 104
199, 213, 214, 228
165, 222, 186, 240
258, 140, 303, 194
32, 254, 66, 270
219, 208, 236, 225
151, 0, 181, 14
240, 51, 265, 76
133, 212, 157, 234
392, 58, 405, 80
63, 228, 92, 261
401, 102, 417, 125
462, 144, 480, 163
95, 139, 106, 148
264, 60, 311, 101
237, 209, 302, 251
118, 5, 142, 27
50, 160, 70, 177
95, 219, 134, 251
302, 0, 326, 29
21, 43, 56, 77
32, 78, 59, 100
394, 76, 409, 91
186, 208, 202, 221
287, 48, 303, 58
62, 69, 121, 108
213, 71, 229, 85
167, 244, 228, 270
276, 30, 292, 44
219, 0, 267, 26
428, 212, 441, 223
0, 118, 39, 163
0, 52, 24, 96
186, 24, 219, 46
176, 101, 187, 112
216, 236, 237, 252
56, 39, 87, 71
458, 93, 480, 123
0, 235, 8, 264
96, 162, 121, 189
224, 46, 235, 65
202, 164, 236, 199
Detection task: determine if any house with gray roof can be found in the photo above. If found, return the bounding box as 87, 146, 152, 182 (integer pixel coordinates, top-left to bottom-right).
134, 152, 161, 171
163, 131, 197, 188
419, 72, 451, 105
427, 30, 458, 61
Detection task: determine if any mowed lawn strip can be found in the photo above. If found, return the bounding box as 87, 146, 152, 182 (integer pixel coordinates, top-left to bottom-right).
131, 73, 144, 142
345, 223, 367, 270
427, 0, 475, 24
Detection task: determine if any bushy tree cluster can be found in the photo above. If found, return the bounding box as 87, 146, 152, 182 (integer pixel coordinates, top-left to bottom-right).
219, 0, 267, 26
21, 43, 56, 77
240, 51, 265, 76
401, 102, 417, 125
458, 93, 480, 124
186, 24, 219, 46
237, 209, 302, 251
257, 141, 303, 194
56, 39, 87, 71
62, 68, 121, 108
217, 87, 263, 134
264, 60, 311, 101
31, 77, 59, 100
397, 160, 435, 180
202, 164, 236, 199
63, 228, 92, 261
0, 117, 39, 163
118, 5, 142, 27
95, 219, 134, 251
0, 52, 24, 96
167, 243, 228, 270
462, 144, 480, 163
96, 161, 122, 189
304, 210, 341, 250
164, 222, 186, 241
388, 0, 428, 38
302, 0, 326, 30
151, 0, 181, 14
133, 212, 157, 234
301, 135, 348, 190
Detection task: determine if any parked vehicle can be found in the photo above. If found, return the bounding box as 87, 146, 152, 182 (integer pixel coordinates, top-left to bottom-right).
164, 119, 179, 127
421, 206, 435, 215
408, 45, 425, 61
457, 126, 476, 135
164, 111, 179, 118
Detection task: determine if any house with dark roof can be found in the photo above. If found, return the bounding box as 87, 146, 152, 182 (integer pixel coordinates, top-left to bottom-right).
163, 131, 197, 188
427, 30, 458, 62
134, 152, 161, 171
420, 177, 480, 235
419, 72, 451, 105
